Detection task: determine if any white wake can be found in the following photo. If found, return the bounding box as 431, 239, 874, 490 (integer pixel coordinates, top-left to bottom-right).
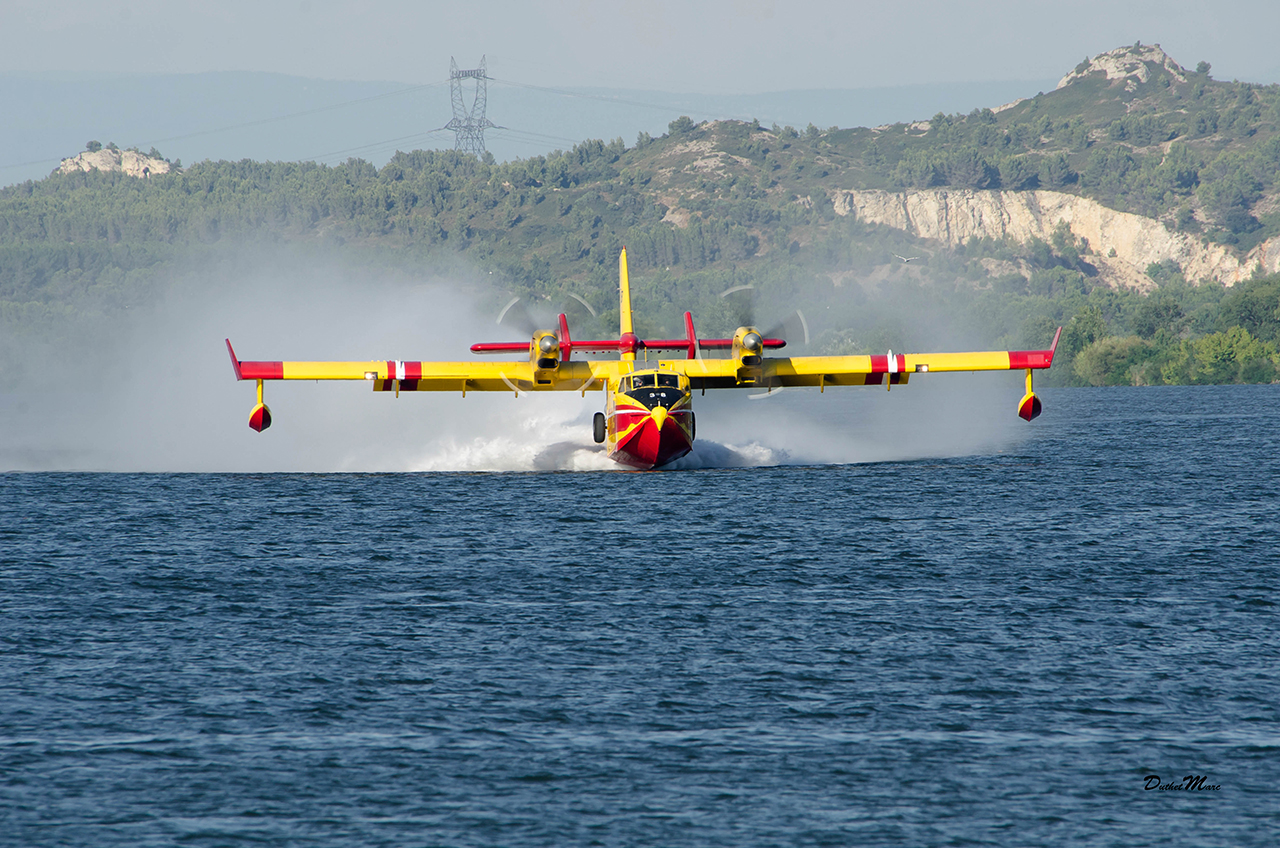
406, 410, 787, 472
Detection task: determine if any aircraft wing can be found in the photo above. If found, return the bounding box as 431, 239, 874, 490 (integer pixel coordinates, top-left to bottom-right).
227, 340, 624, 394
668, 329, 1062, 390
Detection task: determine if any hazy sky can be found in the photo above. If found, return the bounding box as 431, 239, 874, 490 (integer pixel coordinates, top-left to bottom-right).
4, 0, 1278, 91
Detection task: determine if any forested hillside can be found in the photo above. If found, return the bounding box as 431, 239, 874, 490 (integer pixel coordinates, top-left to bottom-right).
3, 43, 1279, 388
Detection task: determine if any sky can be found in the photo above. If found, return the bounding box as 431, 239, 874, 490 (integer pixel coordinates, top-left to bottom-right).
4, 0, 1279, 92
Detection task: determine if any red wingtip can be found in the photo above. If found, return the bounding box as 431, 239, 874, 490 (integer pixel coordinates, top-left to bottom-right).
225, 339, 244, 381
1047, 326, 1063, 365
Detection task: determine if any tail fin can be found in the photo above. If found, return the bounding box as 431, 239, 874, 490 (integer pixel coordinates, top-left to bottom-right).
557, 313, 573, 361
618, 248, 636, 362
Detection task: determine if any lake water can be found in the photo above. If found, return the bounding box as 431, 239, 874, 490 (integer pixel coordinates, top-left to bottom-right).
3, 385, 1278, 846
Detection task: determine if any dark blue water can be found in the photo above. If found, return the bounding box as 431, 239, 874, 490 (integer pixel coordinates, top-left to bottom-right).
3, 386, 1278, 846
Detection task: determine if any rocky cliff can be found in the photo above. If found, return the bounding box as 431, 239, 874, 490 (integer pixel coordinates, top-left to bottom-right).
57, 148, 171, 179
1056, 43, 1188, 90
830, 188, 1280, 289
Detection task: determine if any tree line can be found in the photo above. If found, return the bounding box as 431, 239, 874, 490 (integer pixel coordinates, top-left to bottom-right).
2, 97, 1278, 388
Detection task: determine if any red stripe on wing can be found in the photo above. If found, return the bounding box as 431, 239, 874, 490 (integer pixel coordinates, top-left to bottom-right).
1008, 351, 1051, 369
239, 361, 284, 379
1009, 328, 1062, 370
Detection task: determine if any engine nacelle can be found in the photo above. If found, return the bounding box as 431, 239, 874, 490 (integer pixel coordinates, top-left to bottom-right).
731, 326, 764, 366
531, 332, 561, 371
730, 326, 764, 385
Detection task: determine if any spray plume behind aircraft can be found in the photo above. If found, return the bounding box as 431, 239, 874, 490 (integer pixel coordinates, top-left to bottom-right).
2, 245, 1042, 473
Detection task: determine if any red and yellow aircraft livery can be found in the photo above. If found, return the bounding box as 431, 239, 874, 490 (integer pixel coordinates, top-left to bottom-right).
227, 249, 1061, 470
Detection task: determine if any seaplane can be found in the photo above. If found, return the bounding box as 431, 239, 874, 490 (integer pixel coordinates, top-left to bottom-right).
226, 249, 1061, 470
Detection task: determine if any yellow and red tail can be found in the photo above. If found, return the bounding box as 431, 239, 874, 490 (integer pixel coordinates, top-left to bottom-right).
617, 248, 637, 361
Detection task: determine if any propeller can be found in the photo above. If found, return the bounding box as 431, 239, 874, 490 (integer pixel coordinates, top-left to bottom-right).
717, 285, 809, 350
496, 293, 599, 338
478, 293, 604, 362
762, 310, 810, 348
496, 295, 538, 337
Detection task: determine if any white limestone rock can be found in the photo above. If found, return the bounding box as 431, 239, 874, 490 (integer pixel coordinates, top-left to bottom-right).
830, 188, 1280, 290
57, 148, 172, 178
1057, 44, 1188, 90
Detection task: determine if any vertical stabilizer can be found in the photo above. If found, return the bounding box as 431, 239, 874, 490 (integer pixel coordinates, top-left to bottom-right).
619, 248, 636, 362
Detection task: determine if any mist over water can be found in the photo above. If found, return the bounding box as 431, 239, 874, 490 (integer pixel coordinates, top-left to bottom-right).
2, 247, 1039, 473
3, 248, 520, 472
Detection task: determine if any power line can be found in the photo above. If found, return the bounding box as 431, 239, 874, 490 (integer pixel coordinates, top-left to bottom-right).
5, 71, 757, 178
0, 80, 450, 173
487, 127, 584, 147
303, 125, 606, 167
141, 80, 450, 148
487, 77, 823, 132
486, 76, 732, 122
304, 129, 452, 164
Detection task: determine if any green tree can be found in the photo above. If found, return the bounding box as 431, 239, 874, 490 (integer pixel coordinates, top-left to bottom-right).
1131, 292, 1185, 338
1038, 153, 1075, 189
1187, 327, 1266, 383
942, 147, 995, 188
668, 116, 695, 135
890, 149, 939, 188
1073, 336, 1153, 386
997, 155, 1037, 190
1218, 275, 1280, 342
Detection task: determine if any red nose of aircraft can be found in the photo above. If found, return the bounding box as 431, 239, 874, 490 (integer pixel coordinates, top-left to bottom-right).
614, 405, 692, 469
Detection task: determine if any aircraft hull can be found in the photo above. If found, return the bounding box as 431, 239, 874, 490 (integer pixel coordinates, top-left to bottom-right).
609, 407, 694, 470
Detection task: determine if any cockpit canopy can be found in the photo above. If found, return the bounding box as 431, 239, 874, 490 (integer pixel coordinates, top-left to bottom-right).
623, 372, 681, 390
621, 371, 687, 409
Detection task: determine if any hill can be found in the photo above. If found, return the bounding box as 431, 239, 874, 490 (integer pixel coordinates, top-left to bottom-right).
0, 71, 1054, 186
2, 44, 1280, 389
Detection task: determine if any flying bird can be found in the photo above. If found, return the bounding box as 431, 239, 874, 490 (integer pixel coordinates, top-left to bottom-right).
892, 253, 920, 262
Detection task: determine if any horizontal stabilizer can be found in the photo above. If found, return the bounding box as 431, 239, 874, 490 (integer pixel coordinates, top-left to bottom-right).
471, 342, 533, 354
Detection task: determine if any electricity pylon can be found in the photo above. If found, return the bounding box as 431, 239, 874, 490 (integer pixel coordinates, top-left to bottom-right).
445, 56, 495, 156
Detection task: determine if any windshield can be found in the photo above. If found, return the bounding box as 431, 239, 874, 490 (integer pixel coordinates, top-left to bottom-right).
623, 372, 686, 409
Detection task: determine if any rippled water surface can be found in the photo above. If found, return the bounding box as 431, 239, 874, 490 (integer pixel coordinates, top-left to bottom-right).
3, 386, 1278, 846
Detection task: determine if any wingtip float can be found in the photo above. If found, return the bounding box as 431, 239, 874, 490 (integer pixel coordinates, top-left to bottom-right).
226, 249, 1062, 469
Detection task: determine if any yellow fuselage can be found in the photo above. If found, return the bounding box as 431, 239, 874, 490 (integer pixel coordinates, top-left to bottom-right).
605, 368, 695, 469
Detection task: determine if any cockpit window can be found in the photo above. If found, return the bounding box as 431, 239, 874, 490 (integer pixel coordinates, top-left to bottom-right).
623, 372, 686, 409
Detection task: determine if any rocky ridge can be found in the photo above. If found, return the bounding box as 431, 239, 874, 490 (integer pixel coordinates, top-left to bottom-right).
58, 148, 171, 179
1056, 43, 1188, 90
830, 188, 1280, 289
